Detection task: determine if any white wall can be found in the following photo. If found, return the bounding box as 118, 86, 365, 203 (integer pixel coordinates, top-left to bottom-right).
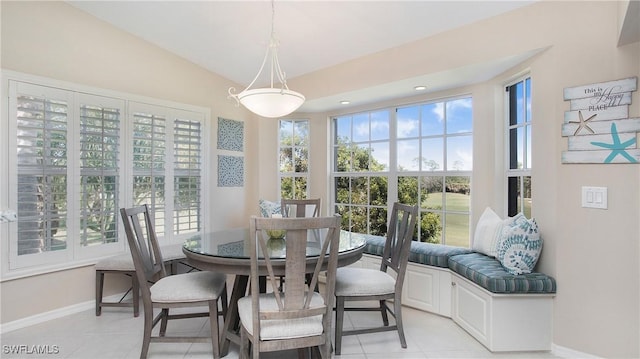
1, 1, 639, 358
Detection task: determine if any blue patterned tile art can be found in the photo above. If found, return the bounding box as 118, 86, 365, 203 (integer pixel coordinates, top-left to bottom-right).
217, 117, 244, 152
217, 240, 244, 256
218, 155, 244, 187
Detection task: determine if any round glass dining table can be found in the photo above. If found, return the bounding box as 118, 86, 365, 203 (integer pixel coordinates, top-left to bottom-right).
182, 228, 367, 356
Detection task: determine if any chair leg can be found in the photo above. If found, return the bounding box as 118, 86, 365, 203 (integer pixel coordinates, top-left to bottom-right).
96, 271, 104, 316
240, 326, 249, 359
209, 300, 221, 359
220, 284, 228, 321
141, 306, 153, 359
159, 308, 169, 337
334, 296, 345, 355
95, 270, 139, 317
379, 299, 389, 326
319, 336, 331, 359
394, 295, 407, 348
132, 275, 140, 317
252, 337, 259, 359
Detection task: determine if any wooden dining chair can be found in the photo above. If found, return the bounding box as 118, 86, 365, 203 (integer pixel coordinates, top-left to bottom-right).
95, 253, 140, 317
281, 198, 321, 218
238, 215, 341, 359
95, 243, 195, 318
120, 205, 228, 359
334, 202, 419, 355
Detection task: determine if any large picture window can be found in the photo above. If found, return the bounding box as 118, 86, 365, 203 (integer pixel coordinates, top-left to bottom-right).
3, 74, 208, 275
331, 97, 472, 247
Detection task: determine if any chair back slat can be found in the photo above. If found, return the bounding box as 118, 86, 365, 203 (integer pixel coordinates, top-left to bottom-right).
248, 215, 341, 329
120, 205, 166, 300
281, 198, 321, 218
380, 203, 418, 279
283, 228, 307, 309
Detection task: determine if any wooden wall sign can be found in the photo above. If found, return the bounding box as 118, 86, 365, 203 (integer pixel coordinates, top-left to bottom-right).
562, 77, 639, 164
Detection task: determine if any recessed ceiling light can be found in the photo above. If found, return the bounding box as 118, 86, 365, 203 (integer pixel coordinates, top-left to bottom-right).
340, 100, 350, 105
414, 85, 427, 91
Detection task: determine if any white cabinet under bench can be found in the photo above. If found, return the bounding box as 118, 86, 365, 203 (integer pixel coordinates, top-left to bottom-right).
357, 253, 453, 316
356, 237, 557, 352
451, 272, 555, 351
447, 252, 556, 352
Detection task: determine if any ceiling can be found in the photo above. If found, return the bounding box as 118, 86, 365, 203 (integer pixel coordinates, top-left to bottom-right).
67, 1, 538, 113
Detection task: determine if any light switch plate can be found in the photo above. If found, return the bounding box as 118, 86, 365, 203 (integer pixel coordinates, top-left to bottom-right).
582, 186, 607, 209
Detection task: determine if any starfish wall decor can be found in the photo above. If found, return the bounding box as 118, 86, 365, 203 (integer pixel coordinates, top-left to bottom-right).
561, 77, 639, 164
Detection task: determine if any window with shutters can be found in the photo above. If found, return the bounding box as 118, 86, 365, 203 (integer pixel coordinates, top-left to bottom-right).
132, 109, 167, 237
14, 88, 72, 262
2, 73, 209, 276
172, 118, 201, 234
79, 95, 122, 249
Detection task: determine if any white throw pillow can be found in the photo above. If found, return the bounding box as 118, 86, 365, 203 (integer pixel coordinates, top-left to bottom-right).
258, 199, 281, 218
472, 207, 503, 257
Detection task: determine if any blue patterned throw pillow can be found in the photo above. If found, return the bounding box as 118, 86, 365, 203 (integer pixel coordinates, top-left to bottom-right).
496, 216, 543, 275
258, 199, 281, 217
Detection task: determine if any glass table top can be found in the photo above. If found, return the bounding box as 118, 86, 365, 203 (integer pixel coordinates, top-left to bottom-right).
183, 228, 367, 259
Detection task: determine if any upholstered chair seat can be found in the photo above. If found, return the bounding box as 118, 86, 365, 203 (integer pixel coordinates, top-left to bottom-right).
335, 267, 396, 296
238, 292, 325, 340
151, 271, 226, 303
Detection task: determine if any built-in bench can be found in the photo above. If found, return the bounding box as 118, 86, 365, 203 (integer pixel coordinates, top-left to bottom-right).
358, 236, 556, 352
448, 252, 556, 294
364, 235, 473, 268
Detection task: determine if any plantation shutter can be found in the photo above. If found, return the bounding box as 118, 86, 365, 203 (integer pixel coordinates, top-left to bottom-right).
78, 94, 124, 250
15, 87, 70, 258
131, 107, 167, 238
173, 118, 201, 234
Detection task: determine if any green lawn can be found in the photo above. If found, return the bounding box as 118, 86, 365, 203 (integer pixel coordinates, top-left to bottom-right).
420, 193, 533, 248
422, 192, 470, 247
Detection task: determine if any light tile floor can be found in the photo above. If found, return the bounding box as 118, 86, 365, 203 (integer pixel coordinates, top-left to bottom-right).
1, 303, 559, 359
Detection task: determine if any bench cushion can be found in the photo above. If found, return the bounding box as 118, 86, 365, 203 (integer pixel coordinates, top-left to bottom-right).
364, 236, 473, 268
448, 252, 556, 294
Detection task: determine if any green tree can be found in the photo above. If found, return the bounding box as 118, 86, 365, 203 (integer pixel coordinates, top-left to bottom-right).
279, 121, 309, 199
398, 176, 442, 243
335, 137, 441, 242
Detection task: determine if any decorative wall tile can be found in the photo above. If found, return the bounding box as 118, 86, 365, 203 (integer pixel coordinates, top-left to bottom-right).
217, 117, 244, 152
218, 155, 244, 187
217, 240, 244, 256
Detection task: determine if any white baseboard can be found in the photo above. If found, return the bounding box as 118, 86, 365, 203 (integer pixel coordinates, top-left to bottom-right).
0, 293, 127, 334
552, 343, 602, 358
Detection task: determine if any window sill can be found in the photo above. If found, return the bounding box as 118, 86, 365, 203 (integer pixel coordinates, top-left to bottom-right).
0, 254, 125, 283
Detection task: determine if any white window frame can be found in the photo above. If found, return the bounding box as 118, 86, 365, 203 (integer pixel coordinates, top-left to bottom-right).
278, 119, 311, 200
1, 71, 210, 280
330, 96, 473, 247
331, 109, 391, 236
505, 75, 532, 217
